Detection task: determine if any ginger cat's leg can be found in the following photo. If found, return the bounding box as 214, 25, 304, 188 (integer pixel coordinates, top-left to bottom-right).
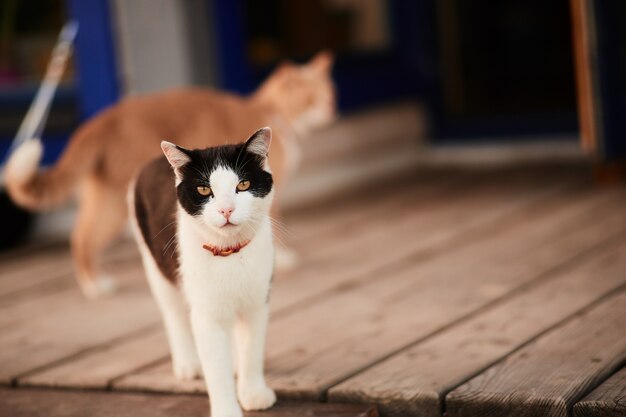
72, 178, 127, 298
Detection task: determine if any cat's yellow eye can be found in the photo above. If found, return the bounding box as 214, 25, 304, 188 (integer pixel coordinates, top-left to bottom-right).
197, 186, 212, 196
237, 180, 251, 191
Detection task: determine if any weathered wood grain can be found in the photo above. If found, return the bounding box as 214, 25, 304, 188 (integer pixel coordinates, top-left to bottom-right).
283, 170, 464, 244
271, 168, 581, 314
116, 184, 626, 400
0, 388, 379, 417
19, 328, 168, 389
0, 239, 62, 263
328, 238, 626, 417
445, 290, 626, 417
0, 262, 146, 328
0, 264, 159, 384
573, 366, 626, 417
264, 187, 626, 398
0, 239, 139, 302
113, 359, 207, 393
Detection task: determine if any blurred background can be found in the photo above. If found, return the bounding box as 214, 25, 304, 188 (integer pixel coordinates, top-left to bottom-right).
0, 0, 624, 247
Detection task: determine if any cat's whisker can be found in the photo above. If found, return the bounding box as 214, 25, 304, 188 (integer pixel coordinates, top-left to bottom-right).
269, 225, 291, 246
260, 222, 288, 249
153, 220, 177, 240
272, 234, 288, 250
162, 234, 177, 255
268, 220, 295, 243
169, 242, 179, 259
268, 216, 294, 237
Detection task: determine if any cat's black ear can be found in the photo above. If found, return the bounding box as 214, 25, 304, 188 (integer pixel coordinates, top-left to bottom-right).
161, 141, 191, 180
244, 127, 272, 158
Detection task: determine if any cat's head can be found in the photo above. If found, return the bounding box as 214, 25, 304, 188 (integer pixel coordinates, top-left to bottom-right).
161, 128, 274, 241
255, 51, 336, 134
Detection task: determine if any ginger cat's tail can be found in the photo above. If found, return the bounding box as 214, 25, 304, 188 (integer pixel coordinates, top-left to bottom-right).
4, 129, 100, 211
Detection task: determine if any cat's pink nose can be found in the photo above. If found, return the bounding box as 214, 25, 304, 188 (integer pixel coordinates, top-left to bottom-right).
218, 207, 234, 220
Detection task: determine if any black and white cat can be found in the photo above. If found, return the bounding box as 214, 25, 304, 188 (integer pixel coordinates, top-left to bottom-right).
129, 128, 276, 417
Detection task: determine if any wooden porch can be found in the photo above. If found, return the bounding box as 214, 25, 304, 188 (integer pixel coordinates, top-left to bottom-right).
1, 163, 625, 417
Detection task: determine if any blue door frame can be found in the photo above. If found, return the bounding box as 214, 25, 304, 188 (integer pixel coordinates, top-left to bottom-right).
66, 0, 120, 120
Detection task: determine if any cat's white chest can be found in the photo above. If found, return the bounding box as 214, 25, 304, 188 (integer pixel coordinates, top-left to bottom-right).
177, 215, 274, 319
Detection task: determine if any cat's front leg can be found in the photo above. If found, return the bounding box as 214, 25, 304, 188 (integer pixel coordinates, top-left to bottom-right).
191, 311, 242, 417
236, 305, 276, 411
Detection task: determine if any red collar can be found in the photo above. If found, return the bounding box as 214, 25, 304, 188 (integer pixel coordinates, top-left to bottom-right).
202, 239, 251, 257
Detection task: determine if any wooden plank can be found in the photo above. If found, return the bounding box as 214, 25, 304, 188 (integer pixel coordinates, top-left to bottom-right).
289, 164, 576, 250
0, 262, 146, 328
0, 240, 64, 264
0, 263, 159, 384
265, 187, 626, 397
573, 366, 626, 417
445, 290, 626, 417
281, 168, 498, 264
0, 388, 378, 417
328, 237, 626, 417
301, 102, 421, 165
115, 185, 626, 399
114, 359, 206, 394
284, 169, 465, 244
0, 257, 142, 310
0, 245, 76, 296
286, 164, 584, 254
0, 239, 139, 302
271, 168, 582, 314
286, 184, 446, 264
19, 328, 168, 389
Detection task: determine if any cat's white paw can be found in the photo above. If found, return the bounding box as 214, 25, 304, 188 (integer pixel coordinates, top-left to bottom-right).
238, 383, 276, 411
275, 247, 299, 272
81, 275, 117, 299
173, 357, 202, 380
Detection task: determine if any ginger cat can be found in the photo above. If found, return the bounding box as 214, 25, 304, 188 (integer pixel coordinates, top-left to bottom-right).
5, 52, 335, 298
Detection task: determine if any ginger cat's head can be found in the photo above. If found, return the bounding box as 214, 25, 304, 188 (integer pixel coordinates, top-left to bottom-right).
254, 51, 336, 135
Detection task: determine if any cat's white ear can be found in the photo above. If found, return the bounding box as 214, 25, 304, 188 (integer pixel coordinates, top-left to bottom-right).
161, 141, 191, 180
245, 127, 272, 158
